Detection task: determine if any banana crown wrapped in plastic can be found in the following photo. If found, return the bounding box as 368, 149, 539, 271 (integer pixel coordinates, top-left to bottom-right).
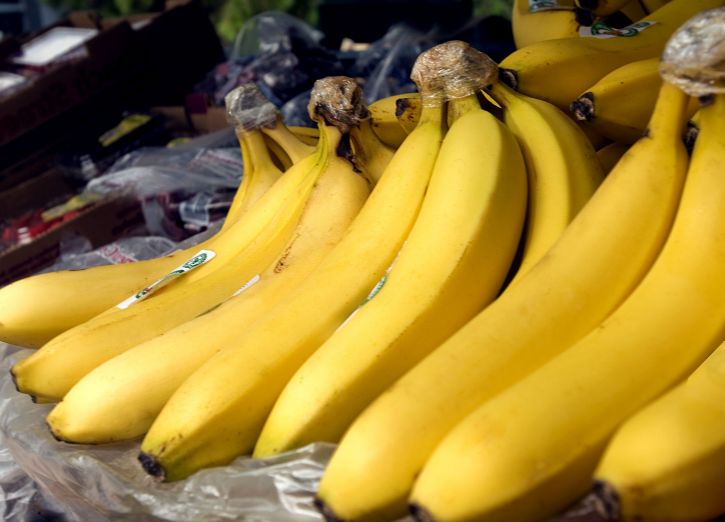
660, 6, 725, 96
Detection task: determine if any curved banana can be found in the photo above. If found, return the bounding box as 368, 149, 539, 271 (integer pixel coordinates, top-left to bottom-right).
485, 81, 604, 282
500, 0, 725, 109
45, 110, 371, 444
0, 87, 298, 348
316, 80, 690, 522
254, 93, 527, 458
349, 119, 396, 185
11, 119, 328, 400
137, 43, 465, 482
410, 89, 725, 522
394, 96, 422, 134
368, 93, 419, 147
575, 0, 636, 16
287, 125, 320, 146
513, 0, 582, 49
594, 341, 725, 522
571, 56, 699, 143
596, 141, 630, 173
261, 116, 316, 170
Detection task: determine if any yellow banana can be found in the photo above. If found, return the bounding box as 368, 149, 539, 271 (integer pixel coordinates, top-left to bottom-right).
137, 42, 474, 482
576, 0, 635, 16
513, 0, 583, 49
45, 97, 371, 444
594, 341, 725, 522
11, 108, 329, 401
571, 56, 699, 143
287, 125, 320, 145
485, 81, 604, 282
0, 86, 296, 348
410, 89, 725, 522
349, 119, 396, 185
499, 0, 725, 109
394, 96, 422, 134
640, 0, 671, 13
316, 80, 690, 522
368, 92, 419, 147
261, 116, 316, 170
254, 91, 527, 458
596, 140, 630, 173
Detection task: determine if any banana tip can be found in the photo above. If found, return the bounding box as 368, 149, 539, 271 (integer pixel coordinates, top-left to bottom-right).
313, 496, 344, 522
571, 92, 595, 122
409, 502, 436, 522
138, 452, 166, 481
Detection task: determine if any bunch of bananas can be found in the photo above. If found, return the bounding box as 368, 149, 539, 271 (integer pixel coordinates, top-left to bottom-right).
1, 2, 725, 521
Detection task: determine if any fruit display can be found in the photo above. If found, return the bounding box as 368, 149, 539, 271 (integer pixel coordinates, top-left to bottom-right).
1, 2, 725, 522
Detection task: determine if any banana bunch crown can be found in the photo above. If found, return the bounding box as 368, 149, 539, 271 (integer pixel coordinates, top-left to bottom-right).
307, 76, 369, 133
224, 83, 280, 131
660, 7, 725, 96
410, 40, 498, 106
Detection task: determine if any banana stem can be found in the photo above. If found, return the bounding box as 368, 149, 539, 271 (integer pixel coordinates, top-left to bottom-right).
416, 104, 445, 128
485, 81, 515, 110
447, 94, 482, 125
241, 129, 276, 172
263, 120, 315, 164
646, 82, 689, 143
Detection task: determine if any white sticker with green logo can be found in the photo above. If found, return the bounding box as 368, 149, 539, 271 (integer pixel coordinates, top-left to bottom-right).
579, 20, 656, 38
528, 0, 574, 12
232, 274, 261, 297
334, 250, 402, 333
116, 249, 216, 309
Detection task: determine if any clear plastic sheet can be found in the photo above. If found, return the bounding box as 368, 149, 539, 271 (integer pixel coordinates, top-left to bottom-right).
307, 76, 369, 132
225, 84, 281, 131
660, 7, 725, 97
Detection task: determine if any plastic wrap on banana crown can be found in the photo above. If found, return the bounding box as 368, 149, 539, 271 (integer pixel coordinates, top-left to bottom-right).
307, 76, 370, 132
660, 7, 725, 97
409, 40, 498, 106
224, 83, 281, 131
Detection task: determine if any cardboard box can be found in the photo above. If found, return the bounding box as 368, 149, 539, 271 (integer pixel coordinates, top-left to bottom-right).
0, 195, 144, 286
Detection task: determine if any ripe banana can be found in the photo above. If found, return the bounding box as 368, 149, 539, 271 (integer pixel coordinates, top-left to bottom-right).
254, 92, 527, 458
347, 118, 395, 186
316, 80, 690, 522
499, 0, 725, 109
287, 125, 320, 146
594, 341, 725, 522
368, 92, 419, 147
513, 0, 582, 49
11, 118, 328, 401
137, 43, 474, 482
261, 116, 316, 170
0, 86, 302, 348
45, 105, 371, 444
596, 141, 630, 173
410, 90, 725, 522
575, 0, 635, 16
485, 80, 604, 282
571, 56, 699, 143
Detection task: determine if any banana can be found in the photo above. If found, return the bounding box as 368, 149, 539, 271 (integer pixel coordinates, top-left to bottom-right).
640, 0, 671, 13
410, 89, 725, 522
513, 0, 583, 49
349, 119, 396, 185
571, 56, 699, 143
261, 116, 316, 170
594, 342, 725, 522
254, 88, 527, 457
394, 96, 422, 134
499, 0, 725, 109
367, 93, 419, 147
45, 93, 371, 444
0, 86, 298, 348
10, 102, 331, 401
485, 81, 604, 283
136, 43, 470, 482
617, 0, 648, 21
316, 80, 690, 522
288, 125, 320, 146
596, 141, 630, 173
576, 0, 635, 16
